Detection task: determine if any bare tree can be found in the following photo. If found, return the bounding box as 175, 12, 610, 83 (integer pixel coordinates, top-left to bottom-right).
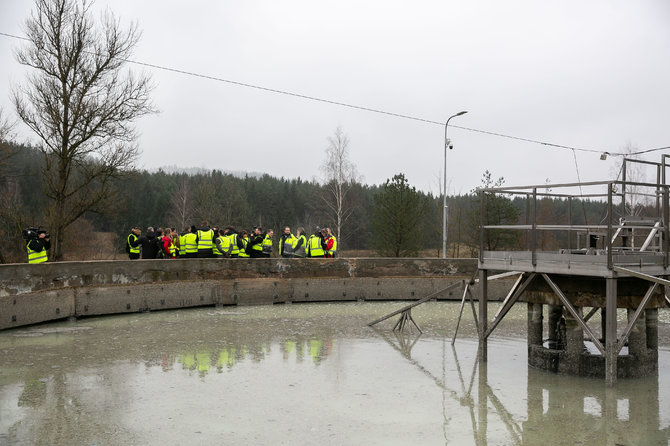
0, 108, 14, 142
0, 108, 16, 168
12, 0, 155, 260
320, 126, 360, 244
611, 142, 650, 217
168, 176, 194, 230
0, 109, 26, 264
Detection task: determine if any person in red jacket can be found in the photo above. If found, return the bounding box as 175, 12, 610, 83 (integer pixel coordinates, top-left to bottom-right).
324, 229, 335, 258
156, 227, 176, 259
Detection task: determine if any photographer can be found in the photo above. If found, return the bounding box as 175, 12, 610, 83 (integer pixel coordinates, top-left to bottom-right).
25, 229, 50, 264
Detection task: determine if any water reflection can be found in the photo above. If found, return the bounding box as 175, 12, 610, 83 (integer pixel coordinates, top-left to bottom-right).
373, 327, 669, 446
0, 303, 668, 445
172, 339, 334, 377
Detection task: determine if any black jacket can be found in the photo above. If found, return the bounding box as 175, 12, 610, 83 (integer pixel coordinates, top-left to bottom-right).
139, 232, 159, 259
27, 238, 50, 252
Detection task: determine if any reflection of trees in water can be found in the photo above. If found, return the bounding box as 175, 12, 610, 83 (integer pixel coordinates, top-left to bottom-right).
7, 367, 138, 445
4, 335, 336, 443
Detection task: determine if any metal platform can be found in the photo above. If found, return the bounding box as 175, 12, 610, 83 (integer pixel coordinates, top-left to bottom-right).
475, 155, 670, 385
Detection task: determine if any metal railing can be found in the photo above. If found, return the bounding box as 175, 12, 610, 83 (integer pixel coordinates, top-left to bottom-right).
478, 179, 670, 270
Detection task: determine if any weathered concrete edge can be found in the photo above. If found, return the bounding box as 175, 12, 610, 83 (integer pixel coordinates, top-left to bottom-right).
2, 276, 513, 331
1, 258, 509, 331
0, 257, 477, 296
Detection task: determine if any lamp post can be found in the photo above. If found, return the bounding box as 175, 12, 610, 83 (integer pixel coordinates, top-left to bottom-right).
443, 111, 468, 259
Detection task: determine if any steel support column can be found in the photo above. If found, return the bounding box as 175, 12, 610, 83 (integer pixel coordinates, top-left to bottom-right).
479, 269, 488, 361
605, 277, 618, 386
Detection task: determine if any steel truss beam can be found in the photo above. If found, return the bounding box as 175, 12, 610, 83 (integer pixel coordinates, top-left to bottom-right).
616, 282, 658, 355
484, 273, 536, 340
541, 274, 606, 356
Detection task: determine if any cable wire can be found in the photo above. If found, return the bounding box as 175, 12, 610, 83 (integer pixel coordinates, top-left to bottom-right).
1, 30, 667, 158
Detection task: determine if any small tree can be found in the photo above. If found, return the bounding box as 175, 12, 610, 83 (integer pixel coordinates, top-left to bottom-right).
12, 0, 155, 260
320, 126, 360, 246
466, 170, 520, 254
371, 173, 429, 257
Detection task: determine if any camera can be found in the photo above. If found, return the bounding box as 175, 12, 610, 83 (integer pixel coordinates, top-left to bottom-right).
22, 227, 50, 240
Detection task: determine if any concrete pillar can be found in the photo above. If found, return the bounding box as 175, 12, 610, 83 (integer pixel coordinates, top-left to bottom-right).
527, 303, 543, 347
479, 269, 488, 362
646, 308, 658, 351
605, 277, 617, 386
627, 308, 647, 362
564, 307, 583, 358
547, 304, 563, 349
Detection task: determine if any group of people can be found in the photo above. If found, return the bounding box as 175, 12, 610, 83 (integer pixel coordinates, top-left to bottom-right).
126, 222, 338, 260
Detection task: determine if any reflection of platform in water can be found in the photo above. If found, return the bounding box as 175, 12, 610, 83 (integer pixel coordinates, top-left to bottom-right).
373, 329, 670, 445
477, 155, 670, 385
523, 368, 670, 446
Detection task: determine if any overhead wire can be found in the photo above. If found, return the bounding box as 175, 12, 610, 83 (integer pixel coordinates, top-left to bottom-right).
1, 30, 667, 159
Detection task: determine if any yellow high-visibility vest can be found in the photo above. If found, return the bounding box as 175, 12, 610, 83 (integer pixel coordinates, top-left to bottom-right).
262, 234, 273, 255
280, 234, 297, 255
197, 228, 214, 251
328, 235, 337, 256
294, 235, 307, 257
183, 232, 198, 254
128, 234, 140, 255
238, 237, 250, 258
27, 242, 48, 264
228, 233, 240, 256
307, 235, 324, 257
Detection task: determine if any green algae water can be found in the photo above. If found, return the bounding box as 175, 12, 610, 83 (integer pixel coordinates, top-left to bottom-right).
1, 302, 668, 445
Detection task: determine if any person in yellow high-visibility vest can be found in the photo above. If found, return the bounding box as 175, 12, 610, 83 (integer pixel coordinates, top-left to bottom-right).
196, 220, 214, 258
181, 226, 198, 258
238, 230, 250, 258
293, 227, 307, 258
306, 229, 325, 258
279, 226, 297, 258
214, 228, 232, 258
226, 227, 240, 258
249, 227, 264, 258
261, 229, 274, 258
26, 230, 50, 264
127, 227, 141, 260
325, 227, 338, 258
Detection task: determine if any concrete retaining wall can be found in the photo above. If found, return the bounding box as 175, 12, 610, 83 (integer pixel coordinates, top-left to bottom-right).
0, 257, 514, 330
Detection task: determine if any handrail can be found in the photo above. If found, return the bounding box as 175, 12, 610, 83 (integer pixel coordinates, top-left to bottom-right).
477, 168, 670, 270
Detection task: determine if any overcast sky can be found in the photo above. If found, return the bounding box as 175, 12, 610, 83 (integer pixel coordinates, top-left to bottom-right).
1, 0, 669, 195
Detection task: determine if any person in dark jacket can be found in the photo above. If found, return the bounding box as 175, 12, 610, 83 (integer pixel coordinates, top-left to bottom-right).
249, 227, 265, 258
279, 226, 297, 258
139, 226, 159, 259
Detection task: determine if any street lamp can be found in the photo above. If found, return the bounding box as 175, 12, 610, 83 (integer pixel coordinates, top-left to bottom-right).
443, 110, 468, 259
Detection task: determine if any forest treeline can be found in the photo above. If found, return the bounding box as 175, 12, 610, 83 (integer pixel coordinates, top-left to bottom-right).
0, 142, 609, 263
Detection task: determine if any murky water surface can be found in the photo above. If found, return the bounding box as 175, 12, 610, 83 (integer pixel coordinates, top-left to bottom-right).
1, 302, 669, 445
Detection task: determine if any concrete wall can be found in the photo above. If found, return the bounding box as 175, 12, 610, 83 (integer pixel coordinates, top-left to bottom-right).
1, 258, 516, 330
